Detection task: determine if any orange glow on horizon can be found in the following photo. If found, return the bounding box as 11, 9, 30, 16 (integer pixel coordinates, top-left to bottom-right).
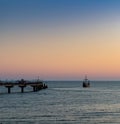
1, 14, 120, 80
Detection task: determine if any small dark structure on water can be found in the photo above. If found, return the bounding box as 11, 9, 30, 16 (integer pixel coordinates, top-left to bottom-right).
83, 75, 90, 88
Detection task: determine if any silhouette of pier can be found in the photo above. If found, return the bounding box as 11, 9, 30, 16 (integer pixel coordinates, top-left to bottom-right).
0, 79, 48, 94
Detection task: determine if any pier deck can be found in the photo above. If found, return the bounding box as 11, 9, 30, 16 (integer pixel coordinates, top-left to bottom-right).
0, 79, 48, 94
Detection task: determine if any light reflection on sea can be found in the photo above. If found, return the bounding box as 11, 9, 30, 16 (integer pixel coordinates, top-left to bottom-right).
0, 81, 120, 124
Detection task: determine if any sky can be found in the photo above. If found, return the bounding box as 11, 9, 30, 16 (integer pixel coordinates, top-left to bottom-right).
0, 0, 120, 80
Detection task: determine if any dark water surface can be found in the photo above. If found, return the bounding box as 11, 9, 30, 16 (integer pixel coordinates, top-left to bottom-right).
0, 81, 120, 124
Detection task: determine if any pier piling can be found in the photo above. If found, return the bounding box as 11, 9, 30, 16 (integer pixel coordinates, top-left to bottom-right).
19, 84, 26, 93
5, 84, 14, 93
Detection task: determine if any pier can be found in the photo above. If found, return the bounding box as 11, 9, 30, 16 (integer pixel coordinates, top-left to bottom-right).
0, 79, 48, 94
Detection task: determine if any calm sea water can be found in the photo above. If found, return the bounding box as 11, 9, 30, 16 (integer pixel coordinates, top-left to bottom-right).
0, 81, 120, 124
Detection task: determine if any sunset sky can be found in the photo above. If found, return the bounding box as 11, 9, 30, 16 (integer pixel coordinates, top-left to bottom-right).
1, 0, 120, 80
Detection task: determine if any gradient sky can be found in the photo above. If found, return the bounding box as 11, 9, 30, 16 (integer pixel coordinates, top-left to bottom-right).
1, 0, 120, 80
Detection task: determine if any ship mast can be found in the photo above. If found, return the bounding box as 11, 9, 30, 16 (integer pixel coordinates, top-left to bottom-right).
85, 75, 88, 82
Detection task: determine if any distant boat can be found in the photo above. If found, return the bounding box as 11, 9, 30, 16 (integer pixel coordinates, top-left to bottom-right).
83, 75, 90, 88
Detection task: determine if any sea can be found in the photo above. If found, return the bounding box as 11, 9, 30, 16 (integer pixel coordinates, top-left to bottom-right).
0, 81, 120, 124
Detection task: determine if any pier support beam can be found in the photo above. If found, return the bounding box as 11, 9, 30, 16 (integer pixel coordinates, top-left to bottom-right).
19, 85, 26, 93
8, 87, 11, 93
31, 84, 43, 92
5, 85, 14, 94
31, 85, 37, 92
